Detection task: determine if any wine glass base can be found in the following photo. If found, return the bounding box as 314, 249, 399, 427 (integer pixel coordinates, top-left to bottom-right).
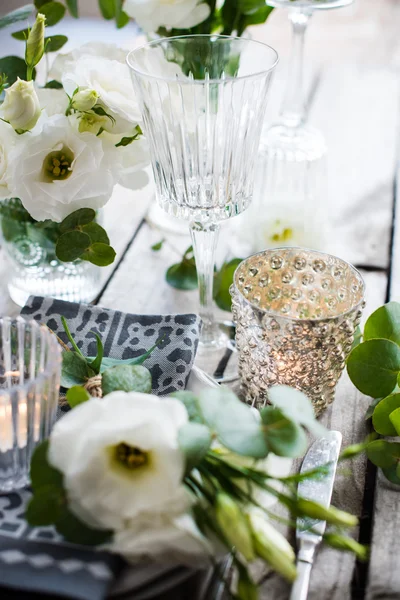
194, 321, 238, 384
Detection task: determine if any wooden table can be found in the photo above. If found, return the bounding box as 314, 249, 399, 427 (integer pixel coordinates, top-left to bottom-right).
1, 1, 400, 598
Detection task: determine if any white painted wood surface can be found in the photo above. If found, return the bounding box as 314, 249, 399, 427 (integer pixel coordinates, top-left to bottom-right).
1, 1, 400, 598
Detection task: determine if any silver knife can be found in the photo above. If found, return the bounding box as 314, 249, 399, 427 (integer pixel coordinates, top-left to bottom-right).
289, 431, 342, 600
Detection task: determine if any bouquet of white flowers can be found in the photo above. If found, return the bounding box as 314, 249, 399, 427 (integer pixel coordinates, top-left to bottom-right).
0, 12, 148, 277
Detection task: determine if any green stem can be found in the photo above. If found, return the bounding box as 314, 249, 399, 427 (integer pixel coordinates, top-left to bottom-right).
26, 64, 33, 81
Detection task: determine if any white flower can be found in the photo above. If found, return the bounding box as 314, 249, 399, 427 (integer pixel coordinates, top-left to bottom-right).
36, 87, 69, 117
9, 114, 116, 222
110, 513, 213, 566
124, 0, 210, 32
1, 78, 41, 132
51, 43, 141, 132
48, 391, 189, 531
101, 131, 150, 190
0, 120, 18, 199
72, 89, 99, 112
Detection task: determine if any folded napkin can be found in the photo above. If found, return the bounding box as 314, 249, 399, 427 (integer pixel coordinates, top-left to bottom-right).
0, 297, 205, 600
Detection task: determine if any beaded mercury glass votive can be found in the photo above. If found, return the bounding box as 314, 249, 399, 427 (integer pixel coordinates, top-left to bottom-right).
230, 248, 365, 415
0, 318, 61, 491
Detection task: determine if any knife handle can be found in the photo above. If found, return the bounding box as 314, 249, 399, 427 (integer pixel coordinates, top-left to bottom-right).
289, 560, 312, 600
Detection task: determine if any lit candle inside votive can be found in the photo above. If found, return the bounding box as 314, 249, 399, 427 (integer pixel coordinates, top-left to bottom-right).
0, 396, 41, 453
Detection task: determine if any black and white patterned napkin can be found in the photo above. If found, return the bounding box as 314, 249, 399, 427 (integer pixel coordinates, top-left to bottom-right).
0, 297, 203, 600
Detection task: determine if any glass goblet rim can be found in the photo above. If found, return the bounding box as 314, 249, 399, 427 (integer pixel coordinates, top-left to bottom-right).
126, 34, 279, 86
0, 316, 61, 396
232, 246, 365, 323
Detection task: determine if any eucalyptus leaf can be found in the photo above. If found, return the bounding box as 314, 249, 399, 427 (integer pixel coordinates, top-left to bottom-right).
81, 242, 116, 267
213, 258, 242, 312
364, 302, 400, 345
89, 341, 160, 373
56, 509, 112, 546
261, 406, 308, 458
66, 386, 90, 408
347, 339, 400, 398
197, 387, 269, 458
382, 464, 400, 486
178, 422, 211, 474
169, 390, 203, 423
372, 393, 400, 436
26, 484, 65, 526
45, 35, 68, 52
268, 385, 327, 438
0, 5, 34, 30
367, 439, 400, 469
0, 56, 33, 85
389, 407, 400, 436
44, 79, 63, 89
60, 208, 96, 233
40, 2, 66, 26
166, 261, 198, 290
30, 441, 63, 491
102, 364, 152, 395
11, 28, 30, 41
82, 222, 109, 245
61, 352, 95, 388
56, 230, 90, 262
66, 0, 78, 17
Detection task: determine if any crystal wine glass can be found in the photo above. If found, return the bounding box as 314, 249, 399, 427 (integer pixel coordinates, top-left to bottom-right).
127, 35, 278, 380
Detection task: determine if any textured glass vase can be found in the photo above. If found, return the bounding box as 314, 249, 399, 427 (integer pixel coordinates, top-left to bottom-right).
0, 317, 61, 491
230, 248, 365, 415
0, 199, 102, 307
128, 35, 278, 380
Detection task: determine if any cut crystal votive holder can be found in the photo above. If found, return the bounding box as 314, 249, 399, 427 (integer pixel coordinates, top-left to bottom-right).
0, 317, 61, 492
230, 248, 365, 415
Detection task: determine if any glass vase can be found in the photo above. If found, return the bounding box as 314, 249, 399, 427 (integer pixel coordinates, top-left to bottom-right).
0, 317, 61, 492
0, 199, 102, 307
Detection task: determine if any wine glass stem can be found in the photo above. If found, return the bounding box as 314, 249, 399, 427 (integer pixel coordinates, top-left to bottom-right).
280, 10, 311, 128
190, 221, 220, 345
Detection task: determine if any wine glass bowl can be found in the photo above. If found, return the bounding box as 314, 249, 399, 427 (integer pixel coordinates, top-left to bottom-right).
128, 35, 278, 380
267, 0, 353, 9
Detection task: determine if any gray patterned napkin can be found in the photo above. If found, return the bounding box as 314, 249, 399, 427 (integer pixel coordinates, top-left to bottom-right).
0, 297, 203, 600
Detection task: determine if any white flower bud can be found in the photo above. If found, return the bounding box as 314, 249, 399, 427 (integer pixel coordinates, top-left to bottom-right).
1, 78, 41, 132
26, 13, 46, 72
215, 494, 255, 561
72, 89, 99, 112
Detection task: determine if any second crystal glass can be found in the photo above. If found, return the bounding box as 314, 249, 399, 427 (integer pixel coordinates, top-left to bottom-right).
127, 35, 278, 378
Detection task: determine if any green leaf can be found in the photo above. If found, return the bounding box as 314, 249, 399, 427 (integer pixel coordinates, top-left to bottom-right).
352, 326, 362, 351
389, 407, 400, 436
197, 387, 269, 458
45, 35, 68, 53
90, 342, 160, 373
11, 28, 30, 41
115, 133, 140, 147
239, 5, 273, 30
56, 230, 91, 262
60, 208, 96, 233
98, 0, 116, 19
66, 0, 79, 17
39, 2, 66, 26
169, 390, 203, 423
239, 0, 266, 15
81, 242, 116, 267
0, 5, 34, 30
56, 509, 112, 546
213, 258, 242, 312
88, 333, 104, 374
116, 9, 129, 28
26, 485, 65, 526
66, 385, 90, 408
0, 56, 33, 85
61, 351, 95, 388
365, 397, 381, 420
81, 222, 110, 245
261, 406, 308, 457
347, 339, 400, 398
166, 261, 198, 290
364, 302, 400, 345
382, 464, 400, 486
102, 364, 152, 395
267, 385, 327, 438
61, 315, 84, 356
151, 239, 165, 252
372, 393, 400, 435
30, 441, 63, 491
367, 439, 400, 469
44, 79, 63, 89
178, 422, 211, 474
35, 0, 51, 7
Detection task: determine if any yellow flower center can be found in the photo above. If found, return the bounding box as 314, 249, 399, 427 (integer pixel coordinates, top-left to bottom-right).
43, 145, 74, 182
114, 443, 149, 471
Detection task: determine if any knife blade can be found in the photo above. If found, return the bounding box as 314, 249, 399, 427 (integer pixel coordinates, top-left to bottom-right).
289, 430, 342, 600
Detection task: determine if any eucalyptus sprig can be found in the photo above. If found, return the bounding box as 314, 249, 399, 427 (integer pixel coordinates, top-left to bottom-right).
347, 301, 400, 484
